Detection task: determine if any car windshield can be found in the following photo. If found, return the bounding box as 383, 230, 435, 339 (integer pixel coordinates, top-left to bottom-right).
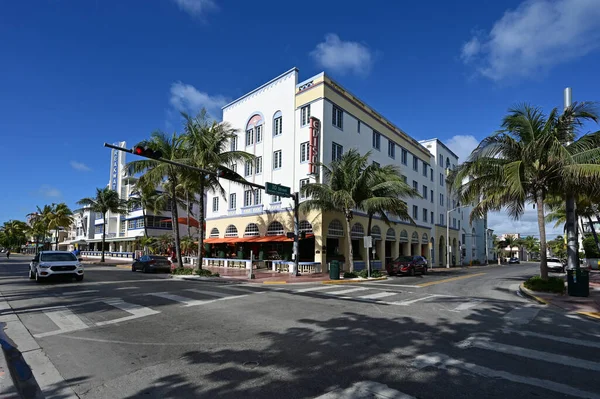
395, 256, 415, 262
40, 253, 77, 262
548, 258, 561, 263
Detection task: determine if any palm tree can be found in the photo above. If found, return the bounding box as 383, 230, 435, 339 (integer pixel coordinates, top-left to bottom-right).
181, 110, 254, 269
28, 205, 55, 250
521, 235, 540, 261
454, 103, 600, 280
301, 149, 381, 272
128, 178, 165, 240
128, 131, 187, 267
48, 203, 74, 250
492, 235, 506, 265
0, 220, 29, 251
502, 236, 518, 259
77, 187, 128, 263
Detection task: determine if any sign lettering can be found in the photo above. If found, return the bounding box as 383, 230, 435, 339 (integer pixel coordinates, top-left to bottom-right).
308, 117, 321, 175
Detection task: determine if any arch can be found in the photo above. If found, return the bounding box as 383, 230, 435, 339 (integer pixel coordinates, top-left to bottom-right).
351, 223, 365, 239
422, 232, 428, 244
224, 225, 238, 238
411, 231, 419, 243
399, 230, 409, 243
327, 219, 344, 237
299, 220, 313, 234
266, 221, 284, 236
273, 110, 283, 136
273, 110, 282, 119
245, 113, 265, 130
244, 223, 260, 237
385, 228, 396, 241
371, 226, 382, 240
209, 228, 220, 238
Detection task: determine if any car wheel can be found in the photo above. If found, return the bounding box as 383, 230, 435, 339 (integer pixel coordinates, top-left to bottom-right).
131, 265, 136, 272
29, 269, 35, 279
422, 266, 428, 275
410, 267, 415, 276
75, 275, 84, 282
143, 265, 148, 273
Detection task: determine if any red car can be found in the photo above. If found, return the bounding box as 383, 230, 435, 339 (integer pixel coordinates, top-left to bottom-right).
387, 255, 428, 276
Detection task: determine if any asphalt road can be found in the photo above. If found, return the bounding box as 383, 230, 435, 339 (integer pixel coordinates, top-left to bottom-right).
1, 255, 599, 399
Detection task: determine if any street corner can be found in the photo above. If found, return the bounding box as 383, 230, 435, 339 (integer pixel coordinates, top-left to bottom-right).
322, 277, 387, 285
518, 283, 549, 305
576, 311, 600, 321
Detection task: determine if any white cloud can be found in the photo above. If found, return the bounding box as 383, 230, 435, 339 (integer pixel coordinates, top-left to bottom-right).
487, 204, 563, 240
172, 0, 216, 18
310, 34, 374, 76
70, 161, 91, 172
445, 135, 480, 163
461, 0, 600, 81
38, 185, 61, 198
169, 82, 228, 116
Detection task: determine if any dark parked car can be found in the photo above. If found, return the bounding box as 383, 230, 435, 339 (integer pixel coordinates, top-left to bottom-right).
386, 255, 428, 276
131, 255, 172, 273
508, 257, 520, 264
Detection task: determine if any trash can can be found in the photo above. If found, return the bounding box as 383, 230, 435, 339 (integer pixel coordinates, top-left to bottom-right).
329, 260, 340, 280
567, 268, 589, 297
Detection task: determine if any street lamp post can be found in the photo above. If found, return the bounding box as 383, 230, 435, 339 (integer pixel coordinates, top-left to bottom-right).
446, 205, 469, 268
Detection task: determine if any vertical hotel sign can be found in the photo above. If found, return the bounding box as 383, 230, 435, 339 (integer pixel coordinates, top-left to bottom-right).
111, 146, 119, 190
308, 117, 320, 175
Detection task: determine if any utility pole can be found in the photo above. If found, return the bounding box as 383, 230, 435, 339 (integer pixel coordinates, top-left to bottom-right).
564, 88, 580, 273
292, 192, 300, 277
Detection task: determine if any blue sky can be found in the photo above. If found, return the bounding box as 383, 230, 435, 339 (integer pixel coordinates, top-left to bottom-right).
2, 0, 600, 238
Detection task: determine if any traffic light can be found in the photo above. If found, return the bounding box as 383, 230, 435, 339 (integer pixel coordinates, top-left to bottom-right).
133, 145, 162, 159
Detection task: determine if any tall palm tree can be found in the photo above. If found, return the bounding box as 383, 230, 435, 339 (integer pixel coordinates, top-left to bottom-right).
301, 149, 380, 272
48, 203, 74, 250
181, 110, 254, 269
454, 103, 600, 280
128, 178, 165, 240
77, 187, 128, 263
28, 205, 55, 250
127, 131, 187, 267
521, 235, 540, 261
502, 236, 518, 259
0, 220, 28, 251
492, 235, 506, 265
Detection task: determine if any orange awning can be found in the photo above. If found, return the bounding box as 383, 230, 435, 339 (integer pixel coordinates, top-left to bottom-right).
161, 217, 200, 228
202, 234, 314, 245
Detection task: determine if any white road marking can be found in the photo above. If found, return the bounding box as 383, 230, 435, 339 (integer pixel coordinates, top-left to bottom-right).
450, 300, 482, 312
34, 308, 90, 338
389, 294, 442, 306
457, 337, 600, 372
95, 301, 159, 326
315, 381, 415, 399
357, 282, 421, 289
61, 290, 99, 295
359, 291, 398, 300
185, 288, 231, 298
4, 319, 40, 351
146, 292, 206, 307
296, 286, 339, 293
503, 306, 540, 325
326, 287, 370, 295
23, 349, 79, 399
413, 353, 600, 399
503, 329, 600, 349
115, 286, 139, 290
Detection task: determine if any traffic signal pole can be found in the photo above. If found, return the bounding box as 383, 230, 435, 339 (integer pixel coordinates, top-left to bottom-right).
292, 192, 300, 277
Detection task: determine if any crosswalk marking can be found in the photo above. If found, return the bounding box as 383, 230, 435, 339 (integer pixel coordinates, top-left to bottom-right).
146, 292, 206, 306
450, 300, 482, 312
457, 337, 600, 372
115, 286, 139, 290
414, 353, 600, 399
502, 329, 600, 349
34, 308, 89, 338
296, 286, 337, 293
185, 288, 231, 298
61, 290, 99, 295
96, 300, 159, 326
358, 291, 398, 300
326, 287, 369, 295
503, 306, 540, 325
389, 294, 441, 306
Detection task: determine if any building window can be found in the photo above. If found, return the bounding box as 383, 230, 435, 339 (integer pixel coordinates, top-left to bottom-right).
255, 125, 263, 143
413, 180, 418, 191
357, 120, 361, 133
245, 129, 254, 146
438, 154, 443, 167
388, 141, 395, 158
372, 131, 381, 150
267, 221, 285, 236
422, 161, 428, 176
431, 211, 434, 224
229, 193, 236, 210
430, 190, 434, 203
446, 157, 450, 169
244, 190, 252, 207
300, 178, 309, 199
95, 212, 102, 220
301, 105, 310, 126
273, 150, 282, 169
95, 225, 103, 234
244, 223, 260, 237
274, 114, 282, 136
440, 214, 444, 225
127, 218, 144, 230
300, 220, 313, 233
413, 205, 418, 220
373, 161, 380, 168
401, 148, 408, 165
210, 228, 220, 238
332, 142, 343, 161
423, 208, 428, 222
423, 185, 428, 199
254, 190, 261, 205
402, 175, 407, 184
212, 197, 219, 212
300, 142, 309, 163
453, 218, 457, 228
332, 105, 343, 129
255, 156, 262, 174
413, 156, 418, 171
230, 136, 237, 151
452, 200, 456, 209
120, 221, 126, 233
225, 225, 238, 237
271, 195, 281, 203
440, 173, 444, 186
245, 160, 253, 177
440, 193, 444, 206
458, 221, 461, 230
430, 167, 434, 182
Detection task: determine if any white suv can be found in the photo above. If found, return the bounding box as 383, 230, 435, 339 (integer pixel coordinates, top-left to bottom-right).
30, 251, 84, 282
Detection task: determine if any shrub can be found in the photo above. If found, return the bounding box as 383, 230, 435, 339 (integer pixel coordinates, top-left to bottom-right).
171, 267, 194, 275
343, 271, 358, 278
357, 269, 368, 278
371, 270, 382, 278
195, 268, 215, 277
523, 276, 565, 293
582, 236, 600, 258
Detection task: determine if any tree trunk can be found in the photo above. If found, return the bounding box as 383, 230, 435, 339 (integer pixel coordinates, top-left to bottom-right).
536, 197, 549, 280
101, 213, 106, 263
565, 194, 579, 271
586, 215, 600, 253
196, 181, 205, 270
55, 227, 59, 251
187, 192, 191, 238
497, 251, 501, 265
367, 214, 373, 274
170, 183, 184, 268
344, 212, 354, 273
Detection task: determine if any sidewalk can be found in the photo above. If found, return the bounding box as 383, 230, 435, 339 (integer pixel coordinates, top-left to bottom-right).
520, 271, 600, 320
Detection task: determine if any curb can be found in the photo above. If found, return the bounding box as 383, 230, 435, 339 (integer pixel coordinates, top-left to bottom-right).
169, 275, 235, 284
576, 311, 600, 321
518, 283, 549, 305
322, 277, 387, 285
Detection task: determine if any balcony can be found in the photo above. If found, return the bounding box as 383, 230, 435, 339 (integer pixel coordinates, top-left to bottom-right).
241, 205, 263, 215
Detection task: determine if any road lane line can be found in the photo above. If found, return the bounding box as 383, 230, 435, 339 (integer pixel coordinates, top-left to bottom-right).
413, 353, 600, 399
502, 329, 600, 349
34, 308, 89, 338
457, 337, 600, 371
326, 287, 370, 295
389, 294, 442, 306
417, 272, 486, 287
115, 286, 139, 290
359, 291, 398, 300
61, 290, 99, 295
146, 292, 205, 306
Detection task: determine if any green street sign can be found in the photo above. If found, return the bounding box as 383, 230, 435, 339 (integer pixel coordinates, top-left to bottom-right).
265, 182, 291, 197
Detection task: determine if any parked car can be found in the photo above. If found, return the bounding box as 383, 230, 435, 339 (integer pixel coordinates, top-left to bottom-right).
29, 251, 84, 283
386, 255, 428, 276
508, 257, 520, 264
547, 257, 565, 273
131, 255, 172, 273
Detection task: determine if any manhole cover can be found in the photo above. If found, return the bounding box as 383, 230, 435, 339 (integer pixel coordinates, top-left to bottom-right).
243, 361, 259, 368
